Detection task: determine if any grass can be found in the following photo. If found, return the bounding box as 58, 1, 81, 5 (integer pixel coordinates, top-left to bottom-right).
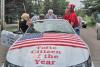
5, 24, 18, 32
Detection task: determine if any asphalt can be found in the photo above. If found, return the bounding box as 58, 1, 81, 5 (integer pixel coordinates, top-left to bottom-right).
80, 27, 100, 67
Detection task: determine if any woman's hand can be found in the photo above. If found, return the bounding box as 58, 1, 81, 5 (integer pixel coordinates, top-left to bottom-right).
71, 22, 74, 27
27, 19, 33, 27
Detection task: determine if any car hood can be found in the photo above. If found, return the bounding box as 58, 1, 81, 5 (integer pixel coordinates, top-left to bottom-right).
7, 33, 89, 67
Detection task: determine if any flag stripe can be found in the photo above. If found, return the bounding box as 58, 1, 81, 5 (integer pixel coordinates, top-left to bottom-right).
15, 36, 80, 44
14, 38, 82, 45
10, 43, 87, 50
14, 39, 84, 46
11, 42, 86, 49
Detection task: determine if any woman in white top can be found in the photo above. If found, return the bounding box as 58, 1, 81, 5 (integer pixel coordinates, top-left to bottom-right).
45, 9, 57, 19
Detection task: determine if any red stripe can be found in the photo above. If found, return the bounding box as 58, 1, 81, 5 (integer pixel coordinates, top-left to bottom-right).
44, 33, 73, 35
11, 42, 86, 49
43, 34, 79, 39
15, 37, 82, 45
14, 37, 82, 45
10, 44, 87, 50
14, 39, 84, 46
15, 36, 80, 44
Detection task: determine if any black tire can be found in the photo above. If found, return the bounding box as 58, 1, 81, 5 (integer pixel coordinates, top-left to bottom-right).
82, 24, 87, 28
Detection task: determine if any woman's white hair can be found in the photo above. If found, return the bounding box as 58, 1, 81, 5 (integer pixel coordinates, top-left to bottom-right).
48, 9, 53, 13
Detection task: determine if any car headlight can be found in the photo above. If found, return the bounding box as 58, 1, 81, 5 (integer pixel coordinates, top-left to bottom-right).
3, 60, 23, 67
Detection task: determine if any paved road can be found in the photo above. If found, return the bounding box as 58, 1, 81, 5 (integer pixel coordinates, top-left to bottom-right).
80, 27, 100, 67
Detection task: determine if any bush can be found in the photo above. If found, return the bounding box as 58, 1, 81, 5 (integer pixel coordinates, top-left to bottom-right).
85, 15, 96, 26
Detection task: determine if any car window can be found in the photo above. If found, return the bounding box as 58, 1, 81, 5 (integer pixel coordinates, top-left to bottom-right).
97, 14, 100, 23
28, 20, 75, 34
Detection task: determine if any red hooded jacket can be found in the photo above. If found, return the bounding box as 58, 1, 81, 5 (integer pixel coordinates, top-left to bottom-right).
64, 4, 79, 28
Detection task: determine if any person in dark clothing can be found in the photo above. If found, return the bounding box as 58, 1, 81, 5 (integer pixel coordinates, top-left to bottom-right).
19, 13, 32, 33
19, 20, 28, 33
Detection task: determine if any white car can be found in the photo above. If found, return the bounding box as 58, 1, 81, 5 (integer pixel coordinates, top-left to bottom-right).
2, 19, 94, 67
96, 22, 100, 40
96, 14, 100, 40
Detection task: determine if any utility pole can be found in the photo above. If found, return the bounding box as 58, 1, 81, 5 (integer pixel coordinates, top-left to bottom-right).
1, 0, 5, 30
23, 2, 26, 13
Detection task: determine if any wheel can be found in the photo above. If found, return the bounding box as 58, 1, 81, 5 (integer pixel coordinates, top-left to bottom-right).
82, 23, 87, 28
97, 30, 100, 40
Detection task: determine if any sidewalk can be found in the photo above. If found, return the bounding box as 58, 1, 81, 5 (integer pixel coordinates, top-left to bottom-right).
1, 24, 18, 32
0, 38, 8, 66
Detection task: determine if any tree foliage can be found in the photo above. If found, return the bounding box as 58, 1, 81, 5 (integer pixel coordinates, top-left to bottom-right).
43, 0, 52, 14
0, 0, 1, 20
5, 0, 69, 23
44, 0, 69, 15
5, 0, 34, 23
81, 0, 98, 26
82, 0, 100, 14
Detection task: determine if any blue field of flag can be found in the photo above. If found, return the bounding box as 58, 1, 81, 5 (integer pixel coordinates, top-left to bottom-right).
18, 33, 43, 41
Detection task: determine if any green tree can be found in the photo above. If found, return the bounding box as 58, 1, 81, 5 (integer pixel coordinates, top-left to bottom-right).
5, 0, 34, 24
80, 0, 98, 26
52, 0, 60, 15
0, 0, 1, 20
44, 0, 52, 14
82, 0, 100, 14
58, 0, 69, 15
38, 1, 45, 14
44, 0, 69, 15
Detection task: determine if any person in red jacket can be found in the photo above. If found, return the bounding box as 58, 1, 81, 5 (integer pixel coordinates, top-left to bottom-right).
64, 4, 80, 35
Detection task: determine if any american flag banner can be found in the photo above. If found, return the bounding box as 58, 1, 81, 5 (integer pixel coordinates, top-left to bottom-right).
10, 33, 87, 50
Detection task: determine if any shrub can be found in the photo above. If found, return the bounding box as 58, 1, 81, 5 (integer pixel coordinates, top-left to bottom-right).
85, 15, 96, 26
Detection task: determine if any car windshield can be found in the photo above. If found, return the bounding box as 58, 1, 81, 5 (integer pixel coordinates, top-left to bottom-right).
27, 19, 75, 34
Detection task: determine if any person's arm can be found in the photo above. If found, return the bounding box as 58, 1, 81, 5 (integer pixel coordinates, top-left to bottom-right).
19, 21, 24, 33
54, 15, 57, 19
69, 13, 79, 27
45, 14, 48, 19
17, 21, 19, 31
26, 19, 33, 27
